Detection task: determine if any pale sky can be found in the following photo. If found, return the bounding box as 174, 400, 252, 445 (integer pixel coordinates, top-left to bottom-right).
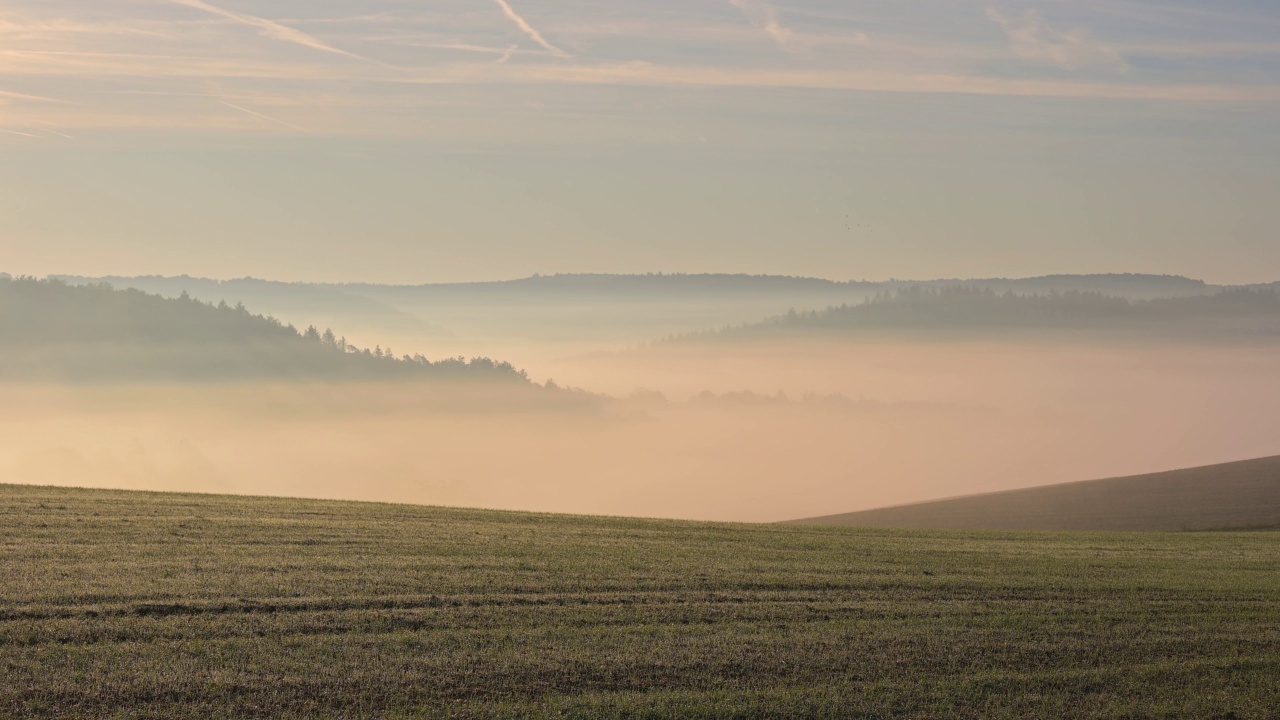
1, 0, 1278, 283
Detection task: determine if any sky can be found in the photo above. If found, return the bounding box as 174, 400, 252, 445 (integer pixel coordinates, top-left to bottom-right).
1, 0, 1278, 284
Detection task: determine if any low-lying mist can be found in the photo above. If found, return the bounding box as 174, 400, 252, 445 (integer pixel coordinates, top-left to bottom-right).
5, 335, 1279, 522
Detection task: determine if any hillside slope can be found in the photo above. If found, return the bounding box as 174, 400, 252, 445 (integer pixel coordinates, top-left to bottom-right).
2, 483, 1278, 718
680, 286, 1280, 344
790, 455, 1280, 531
0, 276, 526, 382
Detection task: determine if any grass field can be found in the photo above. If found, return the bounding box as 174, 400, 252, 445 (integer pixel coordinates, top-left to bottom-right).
792, 455, 1280, 532
2, 484, 1279, 719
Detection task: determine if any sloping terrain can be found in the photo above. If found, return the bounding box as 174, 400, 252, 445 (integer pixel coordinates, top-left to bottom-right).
0, 276, 526, 382
791, 455, 1280, 531
2, 484, 1279, 718
49, 273, 1226, 363
680, 286, 1280, 344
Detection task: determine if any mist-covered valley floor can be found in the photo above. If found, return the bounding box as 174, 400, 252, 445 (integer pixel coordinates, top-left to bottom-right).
5, 274, 1280, 522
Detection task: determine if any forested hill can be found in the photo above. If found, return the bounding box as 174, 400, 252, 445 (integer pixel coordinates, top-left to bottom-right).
59, 272, 1215, 307
340, 272, 1209, 298
53, 274, 407, 319
679, 286, 1280, 342
0, 276, 528, 382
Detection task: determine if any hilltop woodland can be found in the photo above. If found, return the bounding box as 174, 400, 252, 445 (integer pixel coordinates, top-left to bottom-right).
0, 276, 527, 382
680, 286, 1280, 341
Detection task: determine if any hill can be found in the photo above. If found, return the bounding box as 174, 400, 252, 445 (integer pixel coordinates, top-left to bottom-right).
2, 483, 1278, 718
680, 286, 1280, 343
790, 455, 1280, 531
911, 273, 1209, 299
54, 274, 410, 318
0, 276, 527, 382
47, 273, 1238, 361
60, 271, 1216, 306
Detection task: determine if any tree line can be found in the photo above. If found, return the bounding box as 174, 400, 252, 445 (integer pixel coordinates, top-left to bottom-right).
0, 276, 529, 382
668, 286, 1280, 341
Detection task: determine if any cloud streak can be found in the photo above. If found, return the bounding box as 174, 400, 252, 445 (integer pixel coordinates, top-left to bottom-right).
986, 7, 1128, 73
1, 0, 1276, 141
217, 99, 306, 132
483, 62, 1271, 102
4, 52, 1274, 106
169, 0, 371, 63
0, 88, 68, 104
491, 0, 569, 58
39, 126, 75, 140
730, 0, 799, 52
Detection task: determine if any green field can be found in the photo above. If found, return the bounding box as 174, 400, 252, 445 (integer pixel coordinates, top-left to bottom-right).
3, 484, 1279, 719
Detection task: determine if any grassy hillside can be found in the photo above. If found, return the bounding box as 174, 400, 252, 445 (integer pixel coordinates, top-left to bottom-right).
2, 484, 1278, 718
791, 455, 1280, 532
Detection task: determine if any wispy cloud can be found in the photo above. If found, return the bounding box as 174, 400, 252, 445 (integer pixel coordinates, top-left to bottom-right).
1118, 41, 1280, 60
0, 88, 68, 104
399, 62, 1279, 103
217, 99, 307, 132
0, 48, 359, 83
169, 0, 372, 63
38, 125, 75, 140
1, 0, 1276, 141
730, 0, 799, 53
354, 39, 531, 59
0, 17, 179, 39
986, 7, 1128, 73
491, 0, 569, 59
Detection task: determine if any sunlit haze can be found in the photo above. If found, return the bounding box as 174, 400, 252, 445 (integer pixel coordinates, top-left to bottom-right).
4, 6, 1280, 715
2, 0, 1279, 282
3, 0, 1280, 524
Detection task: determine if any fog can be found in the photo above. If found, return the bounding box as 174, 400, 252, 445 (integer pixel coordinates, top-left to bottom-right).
5, 335, 1279, 522
56, 273, 1241, 382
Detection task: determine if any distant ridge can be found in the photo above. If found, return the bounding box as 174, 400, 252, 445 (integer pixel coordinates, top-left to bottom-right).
54, 274, 408, 318
670, 286, 1280, 343
787, 455, 1280, 532
0, 276, 528, 383
59, 272, 1219, 298
330, 272, 1214, 300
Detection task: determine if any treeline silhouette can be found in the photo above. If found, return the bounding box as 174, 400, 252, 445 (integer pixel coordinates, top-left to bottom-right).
338, 271, 1210, 301
675, 286, 1280, 341
0, 276, 529, 382
55, 274, 406, 318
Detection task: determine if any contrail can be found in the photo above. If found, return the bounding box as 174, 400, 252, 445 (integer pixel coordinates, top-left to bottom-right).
218, 100, 307, 132
170, 0, 371, 63
0, 88, 69, 104
495, 45, 518, 64
40, 127, 77, 140
0, 128, 40, 138
491, 0, 569, 58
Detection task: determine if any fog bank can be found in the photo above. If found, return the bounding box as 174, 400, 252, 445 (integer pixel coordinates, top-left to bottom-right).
5, 336, 1279, 522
